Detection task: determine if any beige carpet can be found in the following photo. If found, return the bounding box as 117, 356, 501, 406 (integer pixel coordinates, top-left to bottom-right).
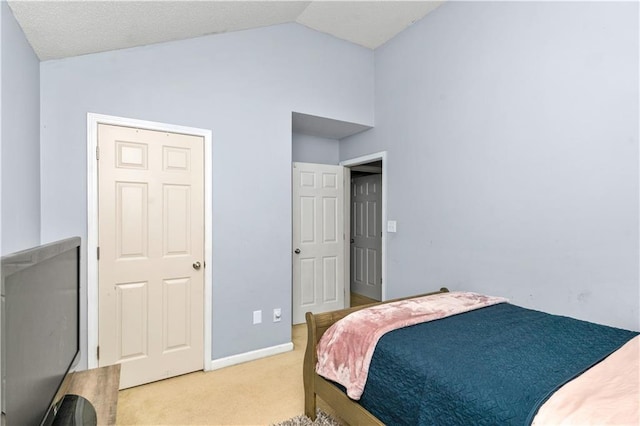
117, 325, 340, 425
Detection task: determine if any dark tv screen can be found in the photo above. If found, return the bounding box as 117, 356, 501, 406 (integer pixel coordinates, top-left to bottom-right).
1, 238, 81, 426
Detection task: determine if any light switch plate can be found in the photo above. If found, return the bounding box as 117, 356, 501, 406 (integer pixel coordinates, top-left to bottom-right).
387, 220, 397, 233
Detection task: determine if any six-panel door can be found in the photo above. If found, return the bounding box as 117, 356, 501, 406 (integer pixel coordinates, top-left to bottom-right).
98, 124, 204, 389
351, 174, 382, 300
292, 163, 345, 324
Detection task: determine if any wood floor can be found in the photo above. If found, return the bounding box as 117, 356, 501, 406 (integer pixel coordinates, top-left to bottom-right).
351, 292, 378, 307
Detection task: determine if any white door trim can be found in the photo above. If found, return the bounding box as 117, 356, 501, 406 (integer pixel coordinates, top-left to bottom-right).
340, 151, 387, 301
342, 166, 351, 308
86, 113, 213, 371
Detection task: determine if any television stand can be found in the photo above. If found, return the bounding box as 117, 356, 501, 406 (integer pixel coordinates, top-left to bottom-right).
65, 365, 121, 425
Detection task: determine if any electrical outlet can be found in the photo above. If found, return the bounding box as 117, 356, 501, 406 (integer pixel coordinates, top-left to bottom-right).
273, 308, 282, 322
253, 310, 262, 324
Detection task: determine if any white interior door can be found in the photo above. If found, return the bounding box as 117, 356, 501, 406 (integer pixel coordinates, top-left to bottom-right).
292, 162, 345, 324
351, 174, 382, 300
97, 124, 204, 389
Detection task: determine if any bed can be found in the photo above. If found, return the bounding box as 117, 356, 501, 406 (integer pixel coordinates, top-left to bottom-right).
303, 287, 639, 425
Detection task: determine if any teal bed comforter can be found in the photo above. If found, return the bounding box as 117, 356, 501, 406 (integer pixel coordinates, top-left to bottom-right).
357, 303, 637, 425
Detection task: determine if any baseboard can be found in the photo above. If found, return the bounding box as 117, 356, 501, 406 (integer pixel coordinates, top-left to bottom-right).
209, 342, 294, 370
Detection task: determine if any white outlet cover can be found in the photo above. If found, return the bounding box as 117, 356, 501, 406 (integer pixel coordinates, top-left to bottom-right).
253, 310, 262, 324
387, 220, 397, 233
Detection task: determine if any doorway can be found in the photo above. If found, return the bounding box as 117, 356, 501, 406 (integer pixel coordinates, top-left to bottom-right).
291, 162, 346, 324
291, 152, 387, 323
341, 153, 386, 306
86, 114, 213, 378
349, 161, 383, 304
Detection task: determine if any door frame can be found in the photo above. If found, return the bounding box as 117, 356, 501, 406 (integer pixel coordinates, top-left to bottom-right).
86, 113, 213, 371
340, 151, 387, 302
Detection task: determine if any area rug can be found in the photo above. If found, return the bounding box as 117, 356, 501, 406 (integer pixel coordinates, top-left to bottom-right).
272, 409, 342, 426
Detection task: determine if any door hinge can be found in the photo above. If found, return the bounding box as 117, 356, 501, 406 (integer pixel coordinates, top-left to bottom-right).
96, 146, 100, 160
97, 345, 100, 360
97, 246, 100, 260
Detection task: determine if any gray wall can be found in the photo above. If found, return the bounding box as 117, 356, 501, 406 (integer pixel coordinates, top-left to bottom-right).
0, 0, 3, 264
292, 133, 340, 165
40, 23, 374, 364
0, 5, 3, 412
1, 1, 40, 255
341, 1, 639, 330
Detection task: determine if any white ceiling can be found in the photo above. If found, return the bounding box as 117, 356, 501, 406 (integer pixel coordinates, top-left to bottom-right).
7, 1, 443, 61
292, 112, 372, 139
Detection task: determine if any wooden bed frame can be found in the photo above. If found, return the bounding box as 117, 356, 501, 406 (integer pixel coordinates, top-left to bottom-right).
303, 287, 450, 424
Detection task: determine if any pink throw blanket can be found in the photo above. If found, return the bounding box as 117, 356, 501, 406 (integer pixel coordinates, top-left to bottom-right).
316, 291, 508, 400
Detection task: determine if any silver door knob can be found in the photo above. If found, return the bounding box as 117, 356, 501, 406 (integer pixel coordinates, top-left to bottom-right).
294, 249, 301, 254
193, 261, 201, 270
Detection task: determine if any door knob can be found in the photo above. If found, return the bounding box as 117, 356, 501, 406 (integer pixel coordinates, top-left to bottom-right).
193, 261, 202, 270
294, 249, 301, 254
350, 238, 354, 243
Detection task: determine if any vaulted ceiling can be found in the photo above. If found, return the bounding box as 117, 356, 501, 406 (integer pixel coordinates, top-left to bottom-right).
8, 1, 443, 61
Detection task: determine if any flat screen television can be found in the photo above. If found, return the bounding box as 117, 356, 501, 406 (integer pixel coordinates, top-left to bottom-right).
1, 237, 81, 426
